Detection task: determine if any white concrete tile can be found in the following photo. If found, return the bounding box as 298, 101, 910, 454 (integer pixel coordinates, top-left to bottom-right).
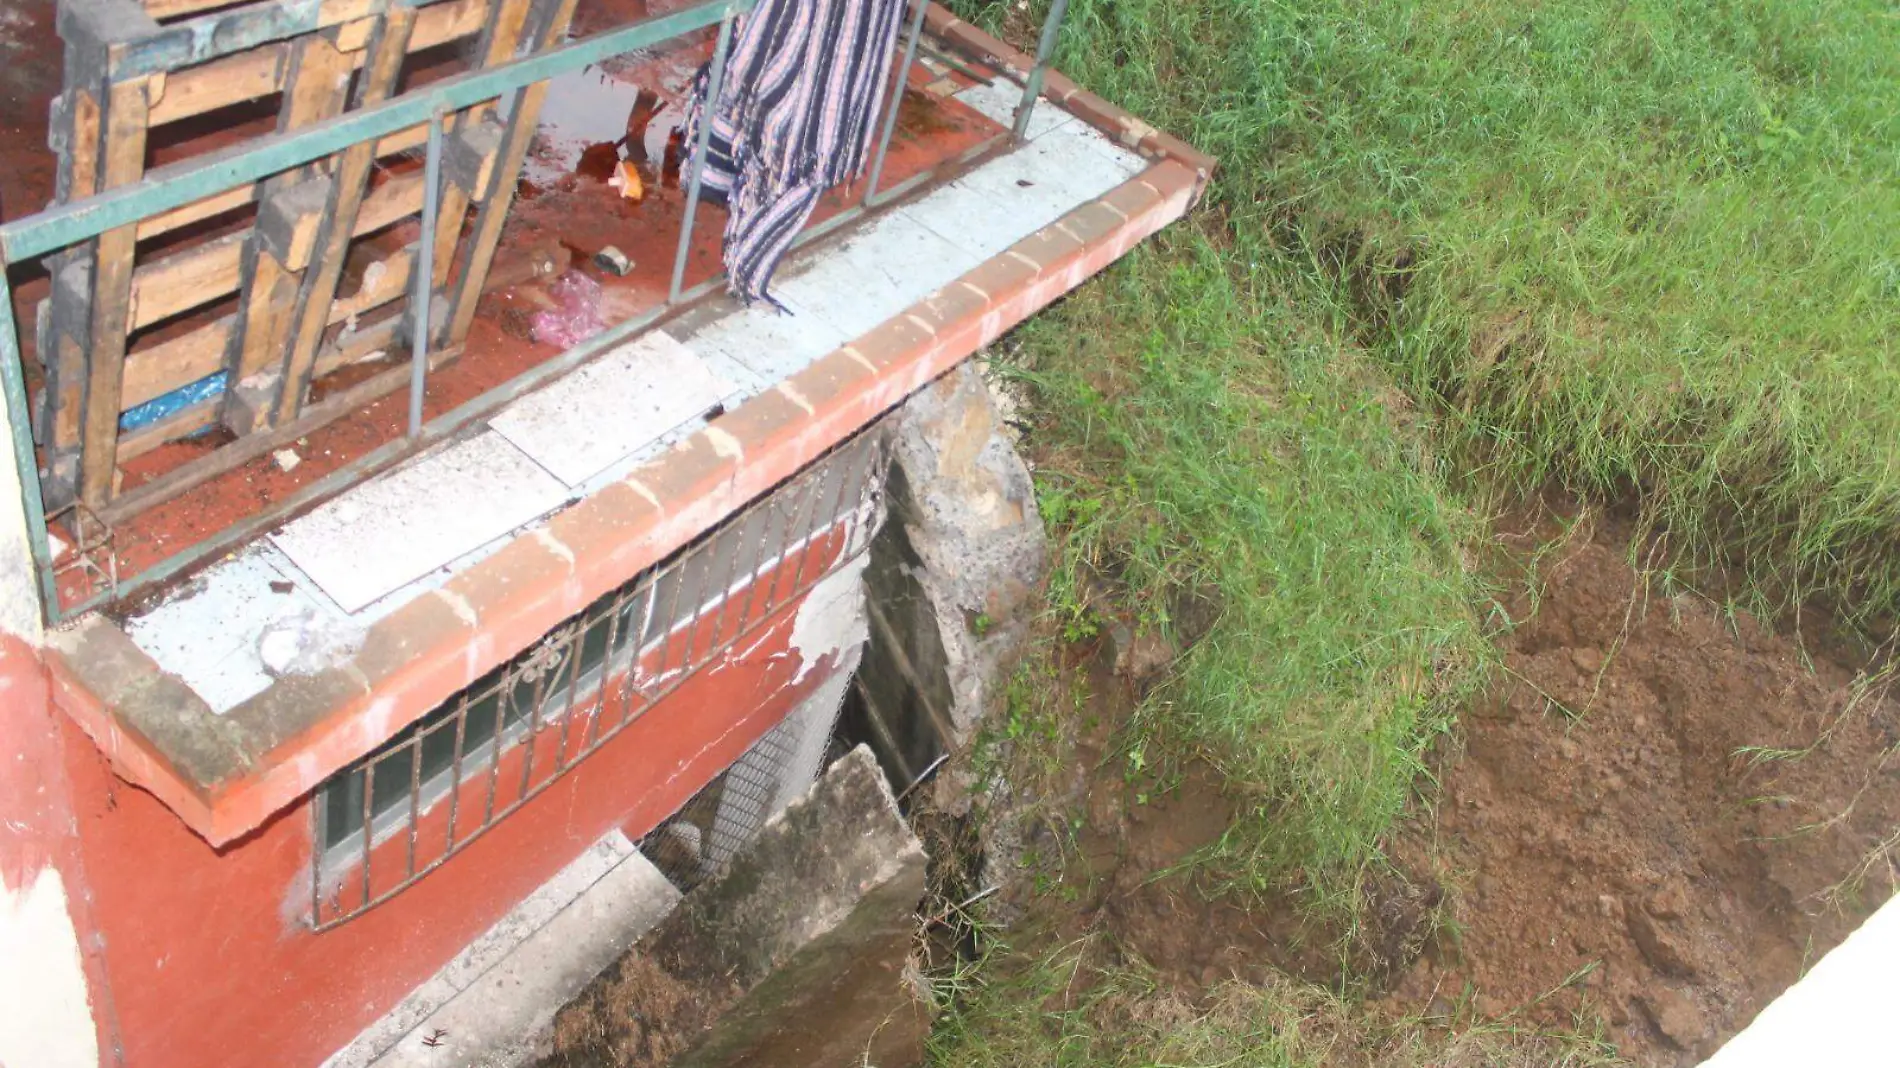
953, 78, 1076, 140
1041, 115, 1150, 190
123, 546, 337, 714
693, 345, 771, 406
270, 432, 568, 614
901, 125, 1148, 260
490, 330, 729, 489
686, 297, 849, 386
572, 420, 702, 501
770, 212, 980, 339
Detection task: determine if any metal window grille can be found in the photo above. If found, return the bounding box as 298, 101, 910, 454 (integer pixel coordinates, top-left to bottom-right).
309, 424, 890, 929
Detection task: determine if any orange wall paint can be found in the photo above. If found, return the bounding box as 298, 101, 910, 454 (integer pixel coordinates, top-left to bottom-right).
51, 570, 849, 1068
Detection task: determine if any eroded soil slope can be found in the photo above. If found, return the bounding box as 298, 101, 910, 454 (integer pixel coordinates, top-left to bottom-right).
1386, 514, 1900, 1065
1004, 510, 1900, 1068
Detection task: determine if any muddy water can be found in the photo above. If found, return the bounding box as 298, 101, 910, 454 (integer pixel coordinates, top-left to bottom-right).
521, 47, 703, 192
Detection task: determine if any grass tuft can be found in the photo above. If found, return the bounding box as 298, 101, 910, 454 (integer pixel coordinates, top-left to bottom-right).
927, 932, 1628, 1067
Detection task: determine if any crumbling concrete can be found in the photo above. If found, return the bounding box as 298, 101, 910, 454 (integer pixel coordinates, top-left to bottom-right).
856, 360, 1046, 793
542, 746, 929, 1068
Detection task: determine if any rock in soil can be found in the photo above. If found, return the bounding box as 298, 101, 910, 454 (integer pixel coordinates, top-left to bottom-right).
1636, 987, 1709, 1051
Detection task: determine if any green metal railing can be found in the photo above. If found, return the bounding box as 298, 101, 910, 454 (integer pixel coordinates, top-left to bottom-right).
0, 0, 1068, 626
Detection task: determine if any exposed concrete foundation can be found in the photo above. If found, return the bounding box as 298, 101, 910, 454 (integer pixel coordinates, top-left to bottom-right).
855, 361, 1046, 796
542, 747, 929, 1068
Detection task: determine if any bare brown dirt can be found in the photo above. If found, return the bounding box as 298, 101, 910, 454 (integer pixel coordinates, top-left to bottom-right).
548, 952, 733, 1068
1384, 510, 1900, 1065
1000, 507, 1900, 1067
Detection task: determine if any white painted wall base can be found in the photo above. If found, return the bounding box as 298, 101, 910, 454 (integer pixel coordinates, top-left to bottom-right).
322, 832, 680, 1068
0, 866, 100, 1068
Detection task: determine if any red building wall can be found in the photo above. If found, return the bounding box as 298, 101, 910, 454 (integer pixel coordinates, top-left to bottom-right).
35, 554, 850, 1068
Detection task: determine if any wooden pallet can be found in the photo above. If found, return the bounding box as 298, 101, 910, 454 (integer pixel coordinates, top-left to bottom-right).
36, 0, 581, 523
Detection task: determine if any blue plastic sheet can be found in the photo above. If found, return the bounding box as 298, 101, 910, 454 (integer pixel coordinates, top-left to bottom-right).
119, 371, 226, 435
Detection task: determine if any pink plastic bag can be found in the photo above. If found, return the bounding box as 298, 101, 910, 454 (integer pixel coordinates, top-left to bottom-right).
529, 271, 607, 348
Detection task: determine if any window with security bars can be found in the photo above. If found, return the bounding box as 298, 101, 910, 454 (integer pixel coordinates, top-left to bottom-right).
309, 424, 890, 929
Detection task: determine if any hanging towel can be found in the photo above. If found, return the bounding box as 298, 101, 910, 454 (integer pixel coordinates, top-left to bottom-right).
681, 0, 910, 307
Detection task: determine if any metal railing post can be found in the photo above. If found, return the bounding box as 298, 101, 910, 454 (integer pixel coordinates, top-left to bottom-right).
0, 265, 60, 621
1013, 0, 1070, 141
409, 106, 446, 439
864, 0, 929, 206
670, 7, 737, 304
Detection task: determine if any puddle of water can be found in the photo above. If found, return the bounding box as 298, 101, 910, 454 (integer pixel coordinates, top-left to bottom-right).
523, 64, 679, 188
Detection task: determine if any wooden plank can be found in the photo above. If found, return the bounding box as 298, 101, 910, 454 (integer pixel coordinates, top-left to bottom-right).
148, 0, 486, 126
116, 396, 217, 463
425, 0, 536, 294
136, 129, 426, 241
147, 42, 287, 126
54, 89, 102, 202
220, 29, 358, 434
137, 186, 252, 242
130, 231, 251, 330
271, 6, 419, 425
356, 169, 426, 234
118, 237, 564, 411
144, 0, 458, 20
77, 76, 154, 509
122, 318, 233, 409
145, 0, 265, 19
123, 166, 425, 331
444, 0, 581, 346
114, 0, 383, 79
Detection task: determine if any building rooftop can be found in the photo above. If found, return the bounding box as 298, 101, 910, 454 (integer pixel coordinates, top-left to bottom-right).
24, 4, 1209, 843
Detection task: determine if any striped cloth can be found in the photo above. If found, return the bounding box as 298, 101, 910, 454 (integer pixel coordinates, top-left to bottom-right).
681, 0, 910, 307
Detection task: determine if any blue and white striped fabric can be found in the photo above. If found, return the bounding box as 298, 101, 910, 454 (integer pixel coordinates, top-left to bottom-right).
681, 0, 910, 307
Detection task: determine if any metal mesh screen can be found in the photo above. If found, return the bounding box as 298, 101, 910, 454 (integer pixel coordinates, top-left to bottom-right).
309, 424, 889, 929
636, 677, 855, 892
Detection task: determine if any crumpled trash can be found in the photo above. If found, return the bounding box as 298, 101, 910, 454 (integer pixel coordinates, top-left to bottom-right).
529, 270, 607, 348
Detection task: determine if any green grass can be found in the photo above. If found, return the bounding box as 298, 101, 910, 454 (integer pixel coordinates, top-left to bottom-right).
995, 231, 1490, 913
1026, 0, 1900, 622
950, 0, 1900, 906
927, 0, 1897, 1056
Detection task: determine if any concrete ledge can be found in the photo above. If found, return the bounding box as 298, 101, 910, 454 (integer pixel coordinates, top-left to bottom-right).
1700, 889, 1900, 1067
